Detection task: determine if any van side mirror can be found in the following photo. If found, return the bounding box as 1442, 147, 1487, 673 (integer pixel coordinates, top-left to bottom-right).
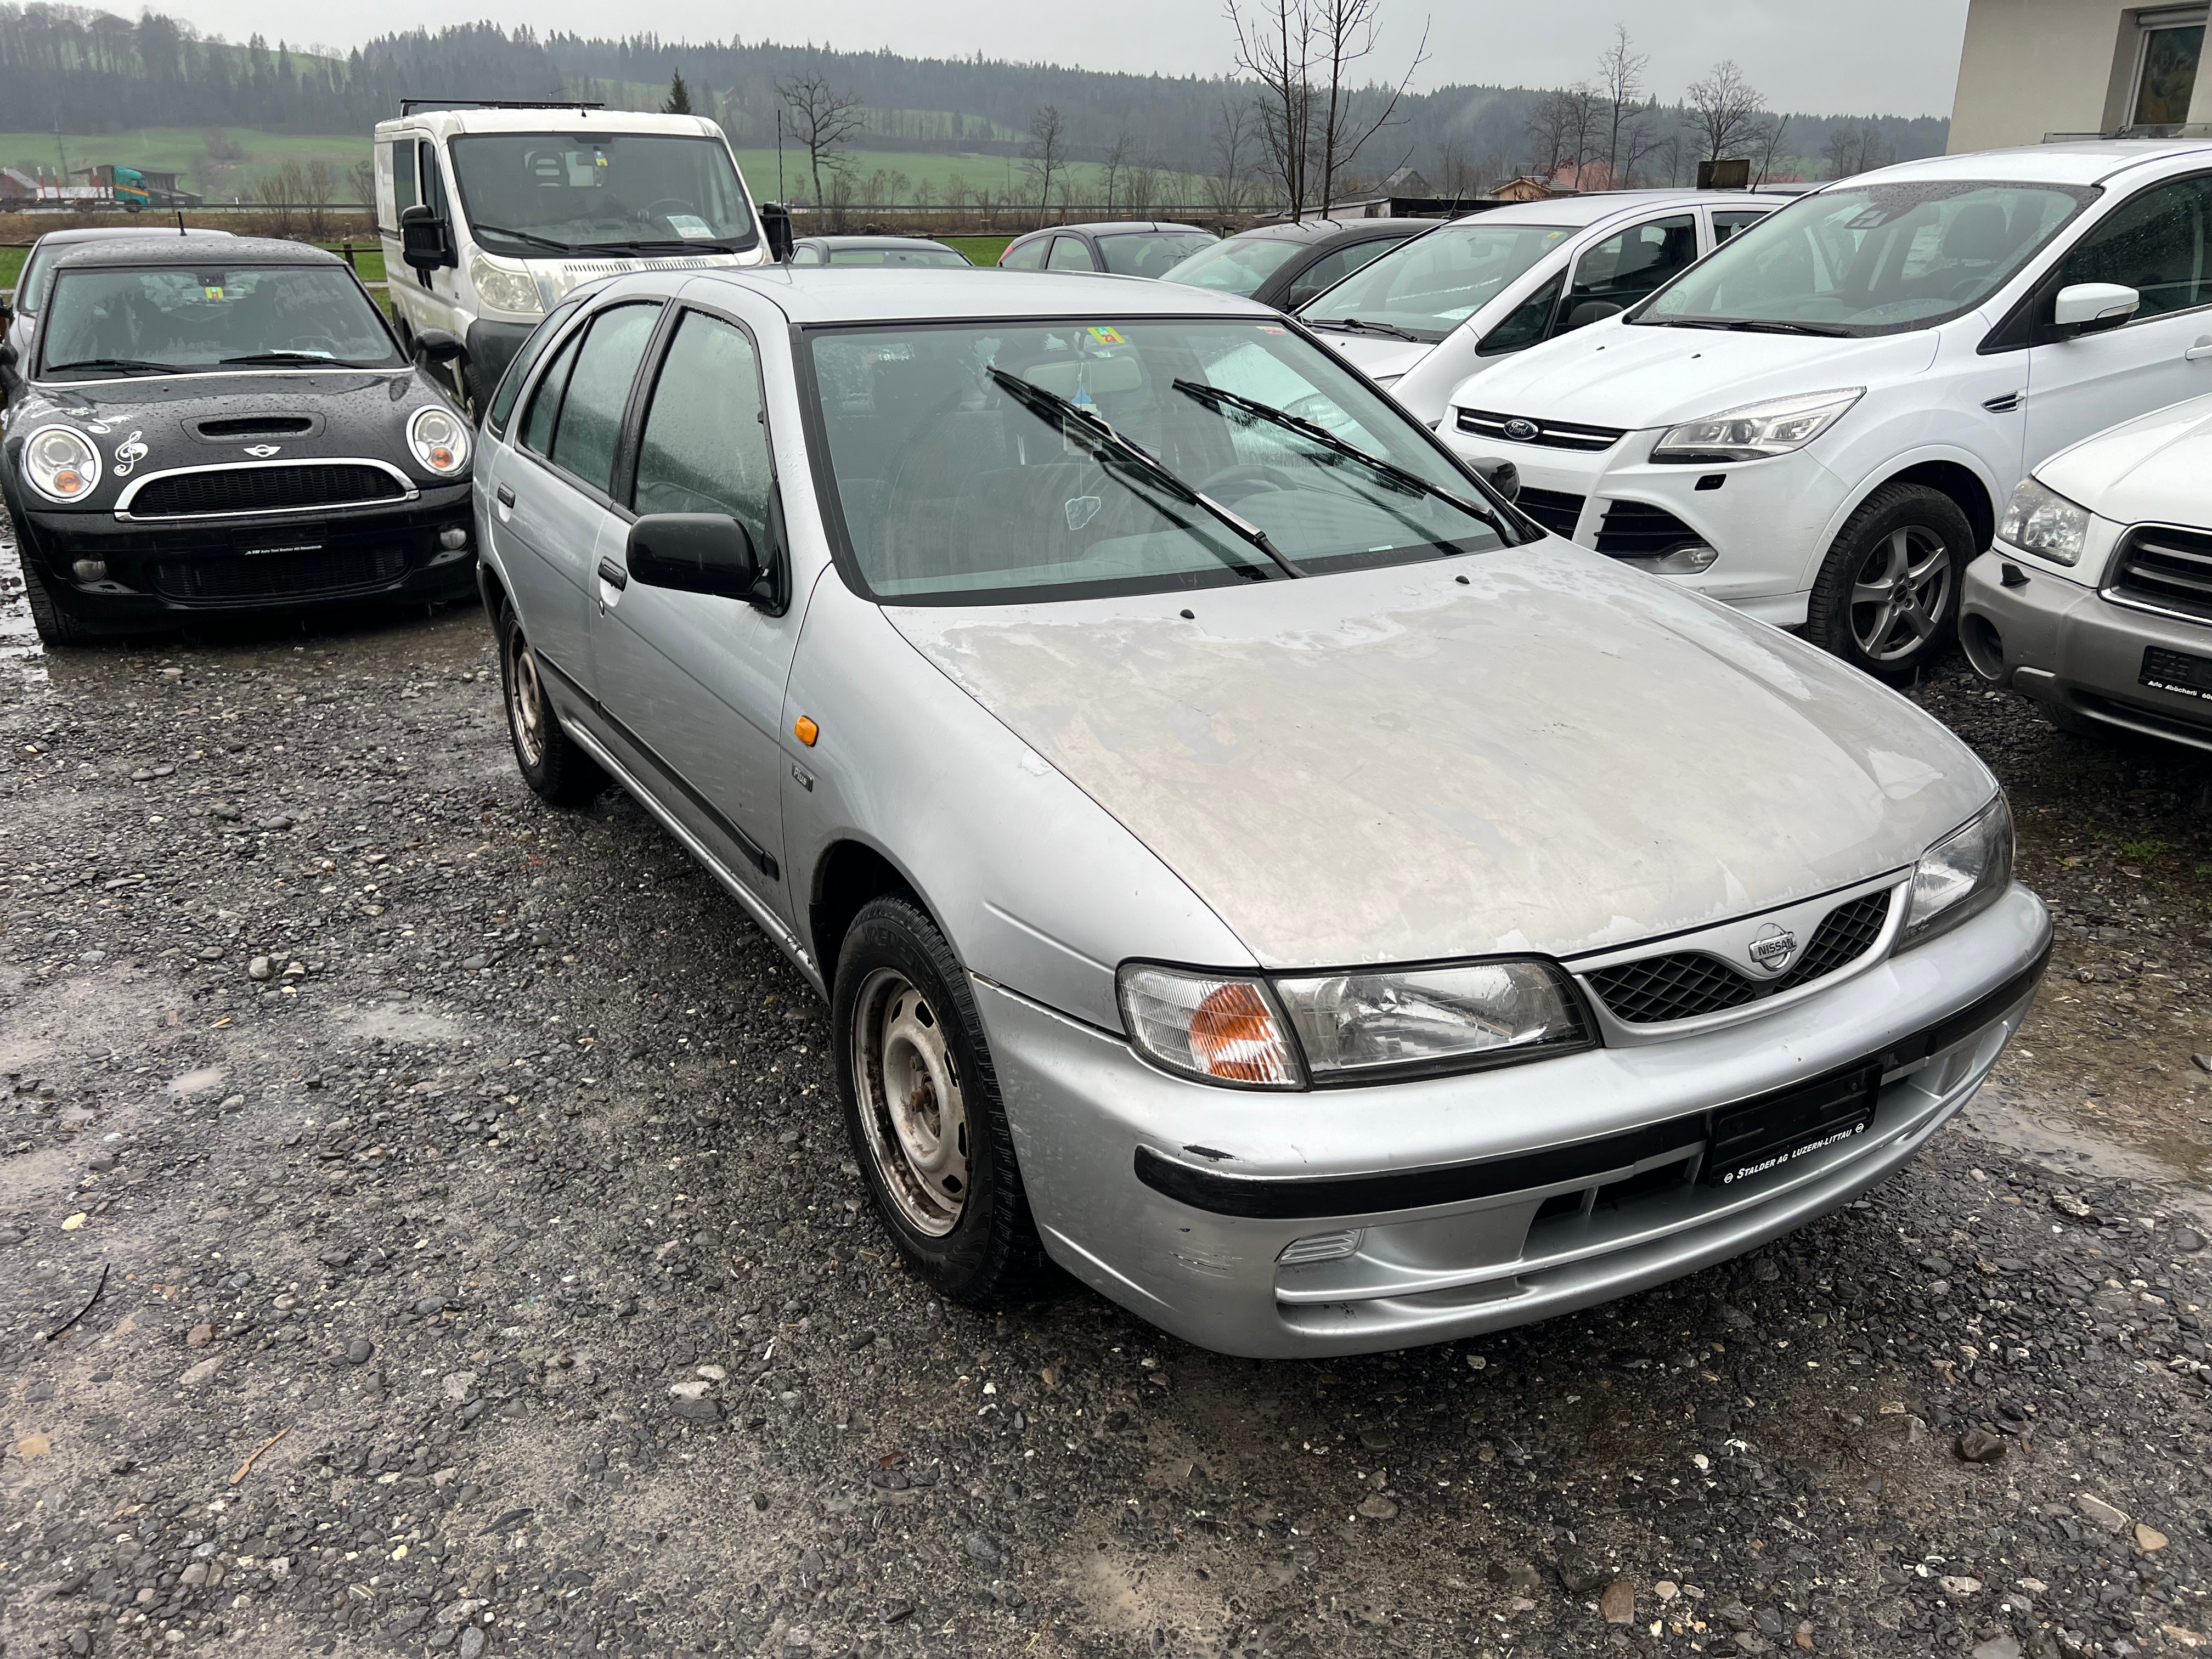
1562, 300, 1623, 332
399, 203, 455, 273
2050, 282, 2138, 339
0, 341, 16, 371
627, 514, 763, 602
412, 328, 462, 365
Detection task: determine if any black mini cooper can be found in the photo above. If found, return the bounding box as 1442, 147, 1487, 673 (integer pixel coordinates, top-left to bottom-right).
0, 236, 475, 644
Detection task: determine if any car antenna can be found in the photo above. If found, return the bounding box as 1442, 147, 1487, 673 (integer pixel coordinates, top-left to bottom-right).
175, 210, 187, 236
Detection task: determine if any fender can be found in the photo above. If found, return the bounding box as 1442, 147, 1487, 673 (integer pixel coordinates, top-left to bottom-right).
1805, 439, 2008, 586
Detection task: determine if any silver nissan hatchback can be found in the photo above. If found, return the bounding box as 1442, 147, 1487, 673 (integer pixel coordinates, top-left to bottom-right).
475, 267, 2051, 1359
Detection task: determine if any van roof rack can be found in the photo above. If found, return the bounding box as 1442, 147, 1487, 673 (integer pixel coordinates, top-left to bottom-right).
399, 98, 608, 114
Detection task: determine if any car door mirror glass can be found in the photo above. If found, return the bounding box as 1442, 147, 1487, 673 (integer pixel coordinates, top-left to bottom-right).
2051, 281, 2139, 337
413, 327, 463, 364
628, 514, 762, 601
1562, 300, 1623, 332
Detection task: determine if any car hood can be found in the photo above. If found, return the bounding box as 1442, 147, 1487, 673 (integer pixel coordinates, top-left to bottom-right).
891, 544, 1994, 969
1309, 332, 1431, 381
1449, 319, 1940, 426
2039, 389, 2212, 529
3, 368, 452, 509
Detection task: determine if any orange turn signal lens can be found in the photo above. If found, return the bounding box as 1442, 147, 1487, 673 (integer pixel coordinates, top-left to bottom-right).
793, 716, 819, 747
1190, 982, 1290, 1084
53, 469, 84, 495
1116, 965, 1300, 1087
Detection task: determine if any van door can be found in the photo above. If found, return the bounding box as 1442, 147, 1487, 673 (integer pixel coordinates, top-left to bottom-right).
2025, 172, 2212, 467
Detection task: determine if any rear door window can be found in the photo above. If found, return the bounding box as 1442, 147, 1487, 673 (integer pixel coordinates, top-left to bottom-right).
1712, 209, 1769, 245
1001, 238, 1048, 270
541, 303, 661, 497
1047, 236, 1097, 272
1566, 215, 1698, 314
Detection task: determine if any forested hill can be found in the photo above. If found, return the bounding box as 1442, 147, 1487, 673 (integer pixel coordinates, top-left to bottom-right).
0, 8, 1948, 184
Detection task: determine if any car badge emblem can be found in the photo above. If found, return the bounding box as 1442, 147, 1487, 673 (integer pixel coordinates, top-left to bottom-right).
244, 444, 281, 458
1502, 417, 1538, 442
1747, 923, 1798, 973
112, 430, 148, 476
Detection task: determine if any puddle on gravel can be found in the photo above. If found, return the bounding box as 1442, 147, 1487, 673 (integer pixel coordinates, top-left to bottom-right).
0, 523, 50, 696
1963, 1080, 2212, 1226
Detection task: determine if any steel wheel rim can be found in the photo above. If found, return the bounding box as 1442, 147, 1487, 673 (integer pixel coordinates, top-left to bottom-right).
1848, 525, 1953, 663
853, 967, 969, 1237
507, 635, 548, 768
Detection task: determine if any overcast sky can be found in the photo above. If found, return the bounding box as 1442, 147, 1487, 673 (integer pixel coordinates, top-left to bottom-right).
197, 0, 1974, 119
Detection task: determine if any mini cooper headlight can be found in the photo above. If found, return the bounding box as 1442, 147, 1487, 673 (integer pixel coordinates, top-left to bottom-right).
407, 405, 470, 476
1650, 388, 1864, 464
1997, 477, 2090, 566
469, 255, 543, 317
22, 425, 101, 503
1899, 794, 2013, 950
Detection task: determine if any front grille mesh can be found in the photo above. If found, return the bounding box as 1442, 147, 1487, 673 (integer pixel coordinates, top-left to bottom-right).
1593, 499, 1702, 560
1587, 890, 1892, 1024
128, 464, 405, 518
2108, 523, 2212, 623
1514, 486, 1585, 539
148, 546, 408, 601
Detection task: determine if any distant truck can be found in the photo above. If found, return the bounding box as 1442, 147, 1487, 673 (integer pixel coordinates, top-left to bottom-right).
372, 101, 771, 419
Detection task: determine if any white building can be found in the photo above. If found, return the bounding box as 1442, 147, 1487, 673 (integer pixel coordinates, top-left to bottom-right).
1949, 2, 2207, 151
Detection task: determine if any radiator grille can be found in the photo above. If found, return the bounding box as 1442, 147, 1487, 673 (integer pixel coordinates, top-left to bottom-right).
1586, 890, 1892, 1024
127, 464, 406, 519
147, 546, 409, 602
1456, 408, 1627, 452
2108, 523, 2212, 623
1514, 486, 1585, 540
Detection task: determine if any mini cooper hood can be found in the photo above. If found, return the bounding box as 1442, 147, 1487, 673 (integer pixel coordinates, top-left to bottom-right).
1454, 320, 1939, 428
893, 546, 1995, 969
2038, 389, 2212, 530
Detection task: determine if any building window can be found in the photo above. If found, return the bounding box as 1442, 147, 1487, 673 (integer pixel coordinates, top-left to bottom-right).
2131, 8, 2205, 132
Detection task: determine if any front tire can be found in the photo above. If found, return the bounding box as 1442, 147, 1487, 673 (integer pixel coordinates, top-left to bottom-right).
833, 895, 1045, 1307
496, 602, 604, 806
1806, 482, 1973, 682
20, 559, 93, 647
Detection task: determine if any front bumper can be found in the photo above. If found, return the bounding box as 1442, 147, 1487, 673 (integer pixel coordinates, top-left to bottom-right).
1961, 550, 2212, 753
981, 882, 2049, 1358
13, 482, 477, 634
1441, 421, 1847, 625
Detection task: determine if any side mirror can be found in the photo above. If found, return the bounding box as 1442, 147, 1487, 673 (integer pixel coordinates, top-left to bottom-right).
412, 327, 463, 365
627, 514, 763, 602
2051, 282, 2138, 338
399, 203, 455, 273
1562, 300, 1624, 332
1466, 456, 1520, 502
0, 341, 16, 371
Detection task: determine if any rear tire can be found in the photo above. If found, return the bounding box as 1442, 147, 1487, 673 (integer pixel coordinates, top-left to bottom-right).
496, 602, 605, 807
833, 895, 1047, 1308
20, 558, 93, 647
458, 357, 489, 427
1806, 483, 1973, 683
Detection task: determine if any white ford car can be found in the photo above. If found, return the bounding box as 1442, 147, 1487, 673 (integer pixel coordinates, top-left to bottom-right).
1439, 139, 2212, 679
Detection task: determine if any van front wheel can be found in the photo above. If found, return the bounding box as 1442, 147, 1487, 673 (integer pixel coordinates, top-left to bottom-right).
1807, 483, 1973, 683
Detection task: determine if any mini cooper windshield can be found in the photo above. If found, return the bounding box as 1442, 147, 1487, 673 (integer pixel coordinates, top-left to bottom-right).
808, 318, 1514, 603
38, 264, 401, 376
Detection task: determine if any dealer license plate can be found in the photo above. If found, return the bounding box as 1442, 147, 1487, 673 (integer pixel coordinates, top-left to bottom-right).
2141, 647, 2212, 703
1703, 1065, 1878, 1188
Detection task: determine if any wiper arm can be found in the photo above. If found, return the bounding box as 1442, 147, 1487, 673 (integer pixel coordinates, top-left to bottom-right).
218, 352, 349, 366
43, 357, 173, 375
1724, 319, 1854, 337
985, 367, 1304, 578
469, 223, 580, 255
1171, 378, 1493, 525
1305, 316, 1423, 341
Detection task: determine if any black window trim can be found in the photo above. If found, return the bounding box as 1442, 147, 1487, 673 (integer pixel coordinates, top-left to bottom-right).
1980, 168, 2212, 354
515, 297, 665, 515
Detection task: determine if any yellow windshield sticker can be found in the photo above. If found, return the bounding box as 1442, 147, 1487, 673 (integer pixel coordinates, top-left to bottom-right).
1086, 326, 1126, 346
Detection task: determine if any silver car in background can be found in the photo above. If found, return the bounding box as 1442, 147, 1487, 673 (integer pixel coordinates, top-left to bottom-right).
475, 267, 2051, 1358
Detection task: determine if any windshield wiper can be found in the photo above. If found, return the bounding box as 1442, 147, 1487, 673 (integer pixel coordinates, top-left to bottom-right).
42, 357, 174, 375
1171, 379, 1496, 527
1305, 316, 1424, 342
218, 352, 373, 366
577, 238, 741, 255
1652, 317, 1854, 337
469, 223, 580, 255
985, 367, 1304, 578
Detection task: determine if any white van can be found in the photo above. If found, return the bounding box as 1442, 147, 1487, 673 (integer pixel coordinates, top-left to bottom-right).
1296, 190, 1790, 425
1438, 139, 2212, 679
373, 103, 769, 418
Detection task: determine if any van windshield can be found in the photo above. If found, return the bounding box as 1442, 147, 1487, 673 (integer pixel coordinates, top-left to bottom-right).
805, 317, 1515, 606
1299, 222, 1572, 340
1632, 180, 2094, 336
448, 133, 759, 258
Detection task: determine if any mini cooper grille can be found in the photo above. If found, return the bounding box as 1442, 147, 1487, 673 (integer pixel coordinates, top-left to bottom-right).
1513, 486, 1586, 539
1586, 890, 1892, 1024
1593, 499, 1703, 560
1455, 408, 1627, 452
128, 464, 405, 518
2108, 523, 2212, 623
148, 547, 408, 601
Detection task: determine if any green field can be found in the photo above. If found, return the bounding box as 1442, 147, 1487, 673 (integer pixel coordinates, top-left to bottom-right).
0, 246, 24, 291
940, 235, 1013, 264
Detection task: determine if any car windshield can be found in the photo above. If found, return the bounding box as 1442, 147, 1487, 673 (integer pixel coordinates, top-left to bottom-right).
806, 317, 1513, 605
448, 133, 759, 258
1160, 235, 1309, 295
1299, 222, 1572, 339
1633, 180, 2094, 335
1097, 232, 1217, 278
38, 264, 399, 376
827, 246, 970, 267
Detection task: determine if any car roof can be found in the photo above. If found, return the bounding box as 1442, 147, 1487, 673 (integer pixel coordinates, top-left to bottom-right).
47, 235, 348, 271
1455, 189, 1792, 229
1011, 222, 1212, 240
32, 225, 234, 247
1234, 217, 1440, 242
375, 107, 723, 142
682, 266, 1268, 324
1849, 138, 2212, 188
800, 236, 960, 250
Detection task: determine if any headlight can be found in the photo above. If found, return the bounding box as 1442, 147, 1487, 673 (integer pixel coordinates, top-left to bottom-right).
469, 255, 543, 316
1116, 957, 1592, 1088
1899, 795, 2013, 950
407, 405, 471, 476
22, 425, 100, 503
1997, 477, 2090, 566
1650, 389, 1863, 464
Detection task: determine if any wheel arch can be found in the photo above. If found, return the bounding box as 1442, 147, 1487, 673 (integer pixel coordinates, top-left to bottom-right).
809, 838, 940, 992
1816, 447, 2002, 571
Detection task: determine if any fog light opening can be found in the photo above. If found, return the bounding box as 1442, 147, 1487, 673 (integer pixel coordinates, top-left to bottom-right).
1961, 613, 2006, 684
1278, 1229, 1364, 1266
71, 559, 108, 583
438, 526, 470, 551
1622, 543, 1719, 576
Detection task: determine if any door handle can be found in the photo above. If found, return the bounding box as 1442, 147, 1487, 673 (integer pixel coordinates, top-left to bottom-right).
496, 484, 516, 507
595, 555, 629, 590
2186, 338, 2212, 362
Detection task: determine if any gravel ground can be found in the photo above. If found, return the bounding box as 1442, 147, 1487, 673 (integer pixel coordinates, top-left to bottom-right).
1, 532, 2209, 1659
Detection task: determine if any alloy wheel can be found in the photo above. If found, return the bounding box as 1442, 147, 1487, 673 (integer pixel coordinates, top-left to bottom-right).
851, 967, 969, 1237
1848, 525, 1953, 663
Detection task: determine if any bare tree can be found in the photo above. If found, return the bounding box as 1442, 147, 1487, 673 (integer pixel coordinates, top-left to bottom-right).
1101, 131, 1134, 212
1227, 0, 1318, 218
1525, 87, 1573, 180
1204, 98, 1260, 215
346, 155, 376, 208
1022, 105, 1068, 225
300, 156, 336, 240
1684, 59, 1765, 163
1312, 0, 1430, 214
1595, 24, 1649, 189
1750, 112, 1791, 186
776, 70, 866, 207
1226, 0, 1427, 219
1821, 121, 1889, 179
